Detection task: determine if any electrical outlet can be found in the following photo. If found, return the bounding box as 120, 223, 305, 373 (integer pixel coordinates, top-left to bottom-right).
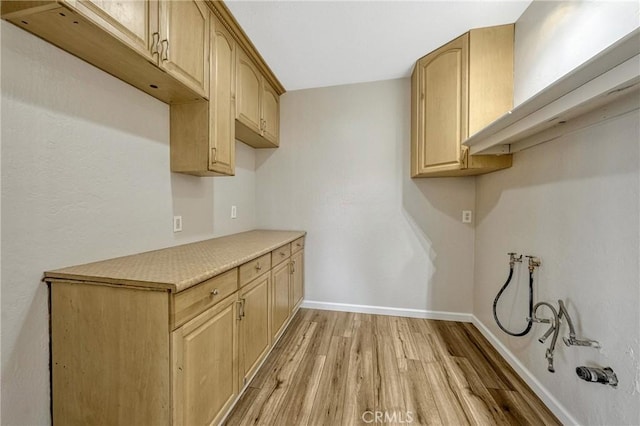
173, 216, 183, 232
462, 210, 472, 223
231, 205, 237, 219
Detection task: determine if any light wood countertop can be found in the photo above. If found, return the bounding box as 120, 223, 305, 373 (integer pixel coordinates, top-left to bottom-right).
44, 230, 306, 292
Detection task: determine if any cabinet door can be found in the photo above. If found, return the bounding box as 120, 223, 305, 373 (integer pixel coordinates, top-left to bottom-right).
261, 79, 280, 145
172, 293, 239, 426
414, 33, 469, 175
69, 0, 159, 62
236, 49, 262, 134
239, 274, 270, 387
271, 260, 290, 342
209, 13, 235, 175
158, 0, 209, 97
290, 250, 304, 312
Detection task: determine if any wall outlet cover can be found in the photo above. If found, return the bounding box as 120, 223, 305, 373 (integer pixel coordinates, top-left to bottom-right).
173, 216, 183, 232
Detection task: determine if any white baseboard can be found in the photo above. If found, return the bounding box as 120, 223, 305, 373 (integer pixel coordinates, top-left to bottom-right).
471, 315, 579, 426
301, 300, 473, 323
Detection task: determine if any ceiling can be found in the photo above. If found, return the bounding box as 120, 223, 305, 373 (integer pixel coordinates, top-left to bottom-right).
225, 0, 533, 91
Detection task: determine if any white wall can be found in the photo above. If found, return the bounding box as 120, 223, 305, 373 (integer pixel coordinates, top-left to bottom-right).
514, 0, 640, 105
0, 22, 256, 425
255, 79, 476, 314
474, 2, 640, 424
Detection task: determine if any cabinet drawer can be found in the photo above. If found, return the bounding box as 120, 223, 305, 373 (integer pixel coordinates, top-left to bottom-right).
173, 269, 238, 328
271, 244, 291, 267
291, 237, 305, 254
239, 253, 271, 287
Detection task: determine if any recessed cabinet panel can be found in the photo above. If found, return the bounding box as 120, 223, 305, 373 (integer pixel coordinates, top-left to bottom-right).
414, 34, 468, 176
262, 80, 280, 145
239, 274, 271, 386
422, 48, 465, 171
173, 294, 238, 426
209, 13, 236, 175
236, 50, 262, 133
159, 0, 209, 97
271, 260, 290, 342
291, 250, 304, 310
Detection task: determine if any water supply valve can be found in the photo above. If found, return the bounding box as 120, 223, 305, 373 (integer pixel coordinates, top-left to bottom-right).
576, 366, 618, 388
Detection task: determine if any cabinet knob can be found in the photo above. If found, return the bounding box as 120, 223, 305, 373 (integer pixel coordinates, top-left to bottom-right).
210, 289, 219, 296
255, 262, 262, 271
279, 252, 285, 256
211, 147, 217, 164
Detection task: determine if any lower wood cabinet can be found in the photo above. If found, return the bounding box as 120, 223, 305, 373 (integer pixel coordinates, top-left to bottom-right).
291, 249, 304, 309
51, 282, 171, 425
238, 273, 271, 387
47, 232, 305, 426
271, 259, 291, 341
172, 293, 239, 426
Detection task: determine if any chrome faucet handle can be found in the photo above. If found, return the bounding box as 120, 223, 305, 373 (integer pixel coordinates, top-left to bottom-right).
508, 253, 523, 266
528, 316, 551, 324
525, 255, 541, 272
563, 336, 601, 348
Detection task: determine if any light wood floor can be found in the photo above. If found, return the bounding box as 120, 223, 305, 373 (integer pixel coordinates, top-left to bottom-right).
225, 309, 560, 426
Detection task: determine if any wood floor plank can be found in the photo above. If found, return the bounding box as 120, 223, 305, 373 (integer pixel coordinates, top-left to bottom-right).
226, 310, 560, 426
307, 309, 338, 356
273, 354, 326, 426
226, 321, 317, 425
308, 335, 351, 425
488, 388, 550, 426
333, 311, 356, 338
461, 323, 561, 425
399, 359, 443, 425
423, 361, 471, 425
390, 317, 420, 371
343, 319, 381, 426
373, 321, 406, 417
444, 322, 513, 390
247, 312, 309, 390
452, 357, 512, 426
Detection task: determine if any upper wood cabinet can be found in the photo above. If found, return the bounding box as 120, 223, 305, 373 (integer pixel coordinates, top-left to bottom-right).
170, 12, 235, 176
235, 49, 280, 148
68, 0, 159, 63
1, 0, 208, 102
158, 0, 209, 97
236, 49, 263, 135
2, 0, 285, 175
262, 80, 280, 145
76, 0, 211, 97
208, 13, 236, 175
411, 24, 514, 177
